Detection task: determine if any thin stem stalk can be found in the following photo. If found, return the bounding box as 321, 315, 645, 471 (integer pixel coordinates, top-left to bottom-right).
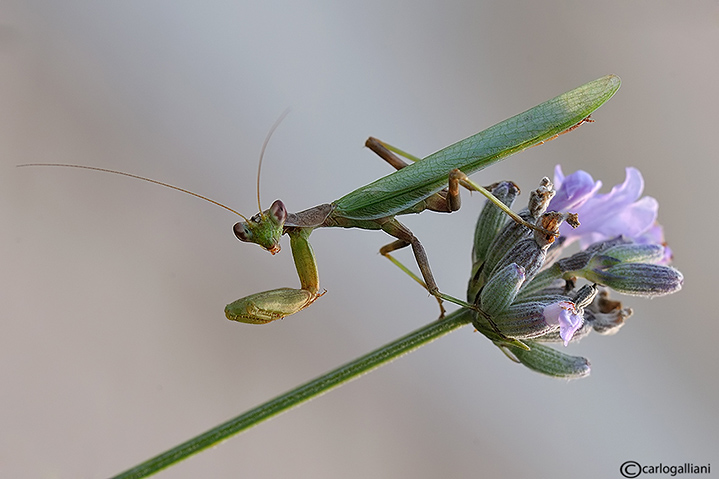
112, 309, 474, 479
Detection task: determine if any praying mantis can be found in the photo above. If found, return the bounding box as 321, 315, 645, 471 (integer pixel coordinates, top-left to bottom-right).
22, 75, 620, 324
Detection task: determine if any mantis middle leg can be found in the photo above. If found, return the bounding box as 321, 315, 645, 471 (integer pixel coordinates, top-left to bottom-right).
379, 218, 483, 318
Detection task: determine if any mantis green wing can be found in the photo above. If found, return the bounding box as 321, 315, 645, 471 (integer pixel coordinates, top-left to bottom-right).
333, 75, 620, 220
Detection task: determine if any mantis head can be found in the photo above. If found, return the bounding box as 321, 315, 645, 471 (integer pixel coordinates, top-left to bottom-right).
233, 199, 287, 255
233, 111, 292, 255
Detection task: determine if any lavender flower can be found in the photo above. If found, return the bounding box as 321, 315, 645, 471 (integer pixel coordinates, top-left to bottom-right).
542, 301, 583, 346
468, 167, 683, 378
550, 165, 670, 262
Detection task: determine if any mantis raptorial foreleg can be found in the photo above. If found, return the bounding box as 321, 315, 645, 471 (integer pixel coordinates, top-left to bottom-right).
225, 227, 323, 324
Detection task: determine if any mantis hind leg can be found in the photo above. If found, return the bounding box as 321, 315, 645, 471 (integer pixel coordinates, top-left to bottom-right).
366, 137, 550, 236
225, 228, 323, 324
364, 137, 464, 213
365, 137, 413, 171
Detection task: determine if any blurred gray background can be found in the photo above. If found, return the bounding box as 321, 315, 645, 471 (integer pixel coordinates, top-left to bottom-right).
1, 1, 717, 478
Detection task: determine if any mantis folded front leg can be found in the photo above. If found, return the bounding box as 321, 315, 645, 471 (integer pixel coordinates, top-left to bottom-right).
225, 226, 323, 324
20, 75, 621, 324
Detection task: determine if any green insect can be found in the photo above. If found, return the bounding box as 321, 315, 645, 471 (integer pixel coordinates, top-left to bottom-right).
21, 75, 620, 324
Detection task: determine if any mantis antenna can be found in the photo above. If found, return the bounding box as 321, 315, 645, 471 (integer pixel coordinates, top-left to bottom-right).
256, 109, 291, 218
16, 163, 250, 221
17, 111, 291, 222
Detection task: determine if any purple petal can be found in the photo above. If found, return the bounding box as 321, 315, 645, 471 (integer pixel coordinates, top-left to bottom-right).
551, 165, 603, 211
551, 167, 660, 248
543, 301, 584, 346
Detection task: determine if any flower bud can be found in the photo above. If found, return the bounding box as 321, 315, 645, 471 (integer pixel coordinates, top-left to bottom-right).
582, 263, 684, 297
481, 210, 535, 280
471, 181, 520, 265
488, 298, 564, 339
515, 263, 564, 298
480, 263, 525, 316
506, 341, 591, 379
602, 243, 666, 263
554, 236, 632, 272
492, 238, 548, 285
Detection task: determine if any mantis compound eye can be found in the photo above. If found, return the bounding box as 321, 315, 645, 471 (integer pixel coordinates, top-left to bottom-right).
269, 199, 287, 225
233, 222, 253, 242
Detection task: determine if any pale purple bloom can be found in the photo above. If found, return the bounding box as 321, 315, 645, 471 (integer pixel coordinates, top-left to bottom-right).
543, 301, 584, 346
549, 166, 602, 211
550, 166, 660, 250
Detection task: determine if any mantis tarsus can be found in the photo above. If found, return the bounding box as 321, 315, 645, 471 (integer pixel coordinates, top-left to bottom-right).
21, 75, 620, 324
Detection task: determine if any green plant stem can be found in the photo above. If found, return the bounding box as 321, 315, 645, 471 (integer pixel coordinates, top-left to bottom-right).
112, 308, 474, 479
